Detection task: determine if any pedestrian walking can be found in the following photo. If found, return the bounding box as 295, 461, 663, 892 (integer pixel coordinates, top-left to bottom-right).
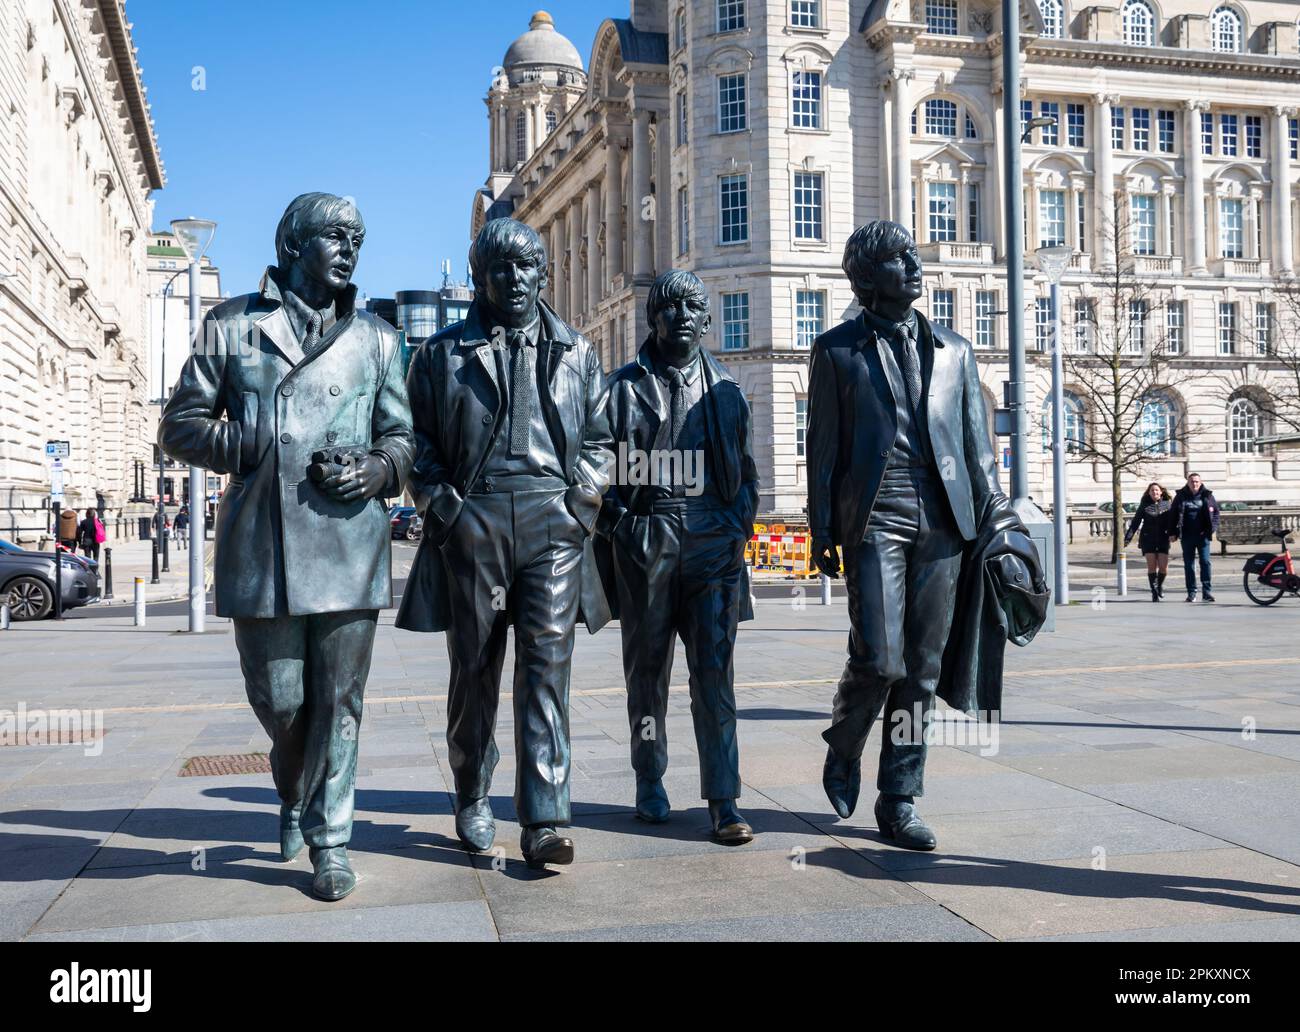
58, 507, 79, 553
1169, 473, 1220, 602
174, 507, 189, 549
77, 508, 105, 563
1124, 482, 1172, 602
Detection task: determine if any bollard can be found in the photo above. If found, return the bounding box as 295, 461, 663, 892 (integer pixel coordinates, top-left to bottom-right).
103, 547, 114, 600
134, 577, 146, 627
1, 602, 9, 630
821, 572, 832, 606
1117, 551, 1128, 597
151, 538, 160, 585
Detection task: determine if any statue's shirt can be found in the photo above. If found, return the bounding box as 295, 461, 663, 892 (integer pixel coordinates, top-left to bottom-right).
862, 308, 935, 471
280, 286, 337, 362
483, 313, 564, 480
647, 349, 718, 500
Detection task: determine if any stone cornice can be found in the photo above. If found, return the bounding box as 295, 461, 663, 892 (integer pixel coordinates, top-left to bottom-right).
1026, 39, 1300, 81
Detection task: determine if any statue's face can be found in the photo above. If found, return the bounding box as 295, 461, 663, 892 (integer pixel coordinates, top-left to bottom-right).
296, 222, 363, 293
868, 244, 924, 309
651, 293, 711, 363
484, 252, 543, 323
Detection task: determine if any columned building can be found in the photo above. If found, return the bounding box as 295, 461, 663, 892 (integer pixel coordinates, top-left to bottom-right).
473, 2, 1300, 515
0, 0, 163, 538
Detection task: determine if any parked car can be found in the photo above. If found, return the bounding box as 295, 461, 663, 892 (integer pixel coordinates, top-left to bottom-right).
0, 539, 101, 620
389, 506, 422, 541
1219, 500, 1250, 511
1096, 501, 1138, 515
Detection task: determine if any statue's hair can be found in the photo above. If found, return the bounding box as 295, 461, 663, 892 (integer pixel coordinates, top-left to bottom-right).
645, 269, 709, 325
274, 193, 365, 270
842, 220, 914, 303
469, 218, 549, 296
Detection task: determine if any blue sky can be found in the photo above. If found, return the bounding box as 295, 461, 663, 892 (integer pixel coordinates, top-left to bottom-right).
131, 1, 623, 299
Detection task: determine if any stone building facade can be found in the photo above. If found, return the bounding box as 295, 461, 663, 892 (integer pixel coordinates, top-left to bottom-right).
0, 0, 163, 539
476, 0, 1300, 516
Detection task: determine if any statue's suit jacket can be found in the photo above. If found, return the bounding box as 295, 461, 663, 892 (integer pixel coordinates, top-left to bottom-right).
805, 310, 1010, 547
395, 299, 614, 634
157, 268, 414, 619
594, 342, 760, 626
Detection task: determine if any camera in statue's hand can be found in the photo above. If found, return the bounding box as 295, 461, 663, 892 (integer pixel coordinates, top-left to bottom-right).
309, 446, 388, 503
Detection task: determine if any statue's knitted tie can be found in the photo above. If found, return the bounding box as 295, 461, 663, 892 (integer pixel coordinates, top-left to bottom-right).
667, 366, 688, 450
508, 330, 533, 456
899, 321, 923, 414
302, 311, 323, 356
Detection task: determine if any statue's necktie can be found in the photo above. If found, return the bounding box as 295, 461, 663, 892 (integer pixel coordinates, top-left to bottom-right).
302, 311, 323, 357
899, 322, 923, 415
509, 330, 533, 456
667, 367, 688, 450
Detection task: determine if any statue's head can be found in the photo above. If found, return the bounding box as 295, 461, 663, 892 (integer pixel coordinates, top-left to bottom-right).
470, 218, 548, 328
274, 192, 365, 294
646, 269, 711, 365
843, 220, 922, 313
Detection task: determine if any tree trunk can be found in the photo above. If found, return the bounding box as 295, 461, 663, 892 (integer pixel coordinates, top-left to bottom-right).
1111, 465, 1123, 563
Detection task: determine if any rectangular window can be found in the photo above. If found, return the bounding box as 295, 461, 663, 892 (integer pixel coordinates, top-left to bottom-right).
967, 182, 980, 241
932, 289, 955, 330
1040, 101, 1060, 146
925, 0, 958, 35
1165, 301, 1184, 355
795, 397, 808, 459
1076, 190, 1087, 249
1255, 303, 1274, 355
791, 70, 822, 130
719, 173, 749, 244
1219, 198, 1244, 258
1218, 302, 1237, 355
1157, 109, 1176, 153
1021, 99, 1034, 140
1035, 297, 1053, 352
1291, 118, 1299, 160
1245, 115, 1262, 158
795, 289, 825, 348
793, 171, 824, 240
1132, 107, 1150, 151
674, 7, 687, 49
1039, 189, 1066, 247
1073, 298, 1094, 352
1067, 103, 1086, 148
676, 90, 688, 147
790, 0, 819, 29
717, 0, 746, 33
721, 291, 750, 350
677, 186, 689, 256
975, 290, 997, 349
1131, 194, 1156, 255
718, 74, 747, 133
1201, 112, 1214, 155
1220, 113, 1238, 157
928, 181, 957, 242
926, 98, 958, 137
1112, 106, 1125, 150
1128, 300, 1147, 353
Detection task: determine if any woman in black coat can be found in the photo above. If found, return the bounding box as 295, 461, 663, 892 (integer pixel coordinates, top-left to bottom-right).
1124, 482, 1172, 601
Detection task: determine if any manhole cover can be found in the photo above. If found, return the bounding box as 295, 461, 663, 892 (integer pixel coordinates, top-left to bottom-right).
179, 753, 271, 777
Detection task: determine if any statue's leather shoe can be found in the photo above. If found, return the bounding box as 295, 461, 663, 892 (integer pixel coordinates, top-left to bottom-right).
309, 846, 356, 901
521, 825, 574, 869
635, 777, 671, 823
874, 795, 937, 851
279, 803, 304, 862
708, 800, 753, 844
455, 797, 496, 853
822, 746, 861, 819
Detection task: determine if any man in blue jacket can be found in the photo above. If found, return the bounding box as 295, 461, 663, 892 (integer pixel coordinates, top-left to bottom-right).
1169, 473, 1220, 602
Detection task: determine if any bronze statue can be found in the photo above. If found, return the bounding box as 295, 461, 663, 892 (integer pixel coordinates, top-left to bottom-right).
396, 217, 613, 869
596, 270, 760, 844
158, 192, 414, 899
806, 221, 1047, 851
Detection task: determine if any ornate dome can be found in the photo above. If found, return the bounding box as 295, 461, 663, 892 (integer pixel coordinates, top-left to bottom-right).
503, 11, 584, 72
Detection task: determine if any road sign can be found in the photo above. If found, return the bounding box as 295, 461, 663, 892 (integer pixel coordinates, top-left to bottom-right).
45, 440, 70, 459
50, 462, 64, 503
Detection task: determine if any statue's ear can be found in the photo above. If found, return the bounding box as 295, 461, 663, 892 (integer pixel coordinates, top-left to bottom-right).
700, 312, 712, 337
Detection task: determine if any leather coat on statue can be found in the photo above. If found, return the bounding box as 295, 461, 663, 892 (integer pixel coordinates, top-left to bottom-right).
593, 343, 760, 626
158, 268, 414, 618
395, 299, 614, 633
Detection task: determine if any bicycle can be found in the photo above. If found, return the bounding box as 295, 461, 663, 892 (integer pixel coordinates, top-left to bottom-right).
1241, 529, 1300, 607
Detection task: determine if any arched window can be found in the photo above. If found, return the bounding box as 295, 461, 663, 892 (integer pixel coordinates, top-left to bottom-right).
1041, 391, 1087, 453
1038, 0, 1064, 39
922, 98, 958, 137
1138, 390, 1179, 455
1227, 395, 1271, 454
515, 112, 527, 163
1122, 0, 1155, 47
1211, 6, 1242, 53
674, 6, 687, 50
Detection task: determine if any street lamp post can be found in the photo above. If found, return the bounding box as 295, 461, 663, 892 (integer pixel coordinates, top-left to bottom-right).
170, 216, 216, 633
155, 269, 183, 579
1037, 243, 1072, 606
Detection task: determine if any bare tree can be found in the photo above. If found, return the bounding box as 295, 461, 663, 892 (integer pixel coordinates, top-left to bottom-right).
1056, 193, 1200, 561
